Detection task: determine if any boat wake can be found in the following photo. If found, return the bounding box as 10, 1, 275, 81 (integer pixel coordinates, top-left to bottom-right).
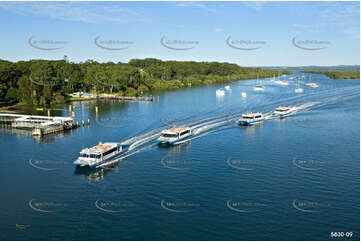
100, 84, 359, 167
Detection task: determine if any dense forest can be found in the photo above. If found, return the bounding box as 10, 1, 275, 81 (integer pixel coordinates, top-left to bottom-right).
0, 58, 291, 106
303, 71, 360, 79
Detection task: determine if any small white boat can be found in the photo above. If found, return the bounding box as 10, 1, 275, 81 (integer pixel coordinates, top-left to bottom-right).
254, 76, 264, 91
305, 83, 319, 88
273, 106, 293, 117
280, 81, 289, 86
253, 85, 265, 91
74, 142, 128, 168
157, 126, 193, 145
216, 89, 225, 96
225, 85, 231, 91
241, 92, 247, 98
295, 88, 304, 93
238, 112, 264, 126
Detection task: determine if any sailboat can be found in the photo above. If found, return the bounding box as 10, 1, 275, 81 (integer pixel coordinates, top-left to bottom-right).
253, 74, 265, 91
305, 75, 319, 88
294, 77, 304, 93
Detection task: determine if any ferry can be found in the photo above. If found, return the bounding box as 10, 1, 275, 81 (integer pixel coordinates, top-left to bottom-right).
238, 112, 264, 126
273, 106, 293, 117
157, 126, 193, 145
73, 142, 128, 168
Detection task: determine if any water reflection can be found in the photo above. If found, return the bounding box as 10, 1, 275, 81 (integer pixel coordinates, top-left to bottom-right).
74, 163, 120, 182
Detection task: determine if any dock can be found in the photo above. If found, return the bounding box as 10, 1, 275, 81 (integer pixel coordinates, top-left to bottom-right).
0, 113, 78, 136
97, 94, 154, 102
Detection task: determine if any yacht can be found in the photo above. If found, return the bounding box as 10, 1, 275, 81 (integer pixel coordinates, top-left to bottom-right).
305, 83, 319, 88
273, 106, 293, 117
224, 85, 231, 91
295, 88, 304, 93
253, 85, 265, 91
74, 142, 127, 168
216, 89, 225, 96
157, 126, 193, 145
238, 113, 264, 126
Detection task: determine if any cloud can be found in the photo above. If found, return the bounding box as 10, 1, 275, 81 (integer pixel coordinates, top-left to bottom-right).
0, 2, 142, 23
175, 1, 217, 13
242, 2, 266, 12
214, 28, 224, 33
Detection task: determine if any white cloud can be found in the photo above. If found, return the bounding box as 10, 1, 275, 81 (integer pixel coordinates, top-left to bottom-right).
242, 2, 266, 12
0, 2, 142, 23
175, 1, 217, 13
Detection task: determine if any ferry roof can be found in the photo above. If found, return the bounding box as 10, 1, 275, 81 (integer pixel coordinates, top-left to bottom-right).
276, 106, 290, 110
162, 126, 190, 135
80, 142, 118, 154
242, 112, 262, 117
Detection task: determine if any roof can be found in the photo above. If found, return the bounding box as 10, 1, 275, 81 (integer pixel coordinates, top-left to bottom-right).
277, 106, 289, 110
242, 112, 262, 117
162, 126, 190, 135
80, 142, 118, 154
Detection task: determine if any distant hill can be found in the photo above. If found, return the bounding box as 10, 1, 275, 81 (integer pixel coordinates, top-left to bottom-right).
261, 65, 360, 72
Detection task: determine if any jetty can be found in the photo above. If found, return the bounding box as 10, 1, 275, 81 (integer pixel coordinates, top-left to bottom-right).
97, 94, 154, 102
0, 113, 78, 136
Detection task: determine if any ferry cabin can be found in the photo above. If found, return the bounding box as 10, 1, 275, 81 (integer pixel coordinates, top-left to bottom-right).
157, 126, 192, 145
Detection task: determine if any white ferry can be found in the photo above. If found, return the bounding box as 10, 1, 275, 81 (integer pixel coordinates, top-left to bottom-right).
273, 106, 293, 117
73, 142, 127, 168
238, 113, 264, 126
157, 126, 193, 145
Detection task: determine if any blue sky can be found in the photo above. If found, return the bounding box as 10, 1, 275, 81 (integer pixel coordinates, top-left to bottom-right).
0, 1, 359, 66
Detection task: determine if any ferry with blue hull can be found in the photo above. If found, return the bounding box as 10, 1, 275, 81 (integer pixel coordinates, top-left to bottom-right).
73, 142, 128, 168
157, 126, 193, 145
273, 106, 293, 117
238, 113, 264, 126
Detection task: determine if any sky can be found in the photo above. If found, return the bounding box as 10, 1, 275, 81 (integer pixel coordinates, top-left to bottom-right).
0, 1, 359, 66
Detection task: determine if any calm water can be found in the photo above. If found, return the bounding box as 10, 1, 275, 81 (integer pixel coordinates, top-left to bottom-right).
0, 72, 359, 240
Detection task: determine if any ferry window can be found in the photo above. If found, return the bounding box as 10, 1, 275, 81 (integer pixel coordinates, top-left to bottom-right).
90, 154, 100, 159
103, 147, 117, 156
80, 153, 87, 157
255, 115, 261, 118
180, 130, 189, 136
162, 134, 178, 138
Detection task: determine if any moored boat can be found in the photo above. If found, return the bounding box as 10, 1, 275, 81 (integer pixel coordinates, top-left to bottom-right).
305, 83, 319, 88
157, 126, 193, 145
253, 85, 265, 91
216, 89, 225, 96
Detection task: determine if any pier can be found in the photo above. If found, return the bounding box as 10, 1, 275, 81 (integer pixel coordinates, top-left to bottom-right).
0, 113, 78, 136
97, 94, 154, 102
